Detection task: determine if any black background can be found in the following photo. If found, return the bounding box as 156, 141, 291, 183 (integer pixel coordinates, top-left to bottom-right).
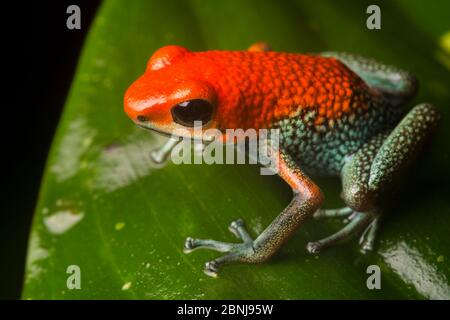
1, 0, 101, 299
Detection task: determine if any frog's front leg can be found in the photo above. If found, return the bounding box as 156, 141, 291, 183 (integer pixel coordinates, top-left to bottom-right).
308, 103, 439, 254
184, 146, 323, 277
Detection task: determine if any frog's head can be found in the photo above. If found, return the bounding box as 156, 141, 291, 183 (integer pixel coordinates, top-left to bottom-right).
124, 45, 220, 141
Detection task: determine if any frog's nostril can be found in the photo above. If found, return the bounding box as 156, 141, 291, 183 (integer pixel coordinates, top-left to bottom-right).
137, 115, 149, 122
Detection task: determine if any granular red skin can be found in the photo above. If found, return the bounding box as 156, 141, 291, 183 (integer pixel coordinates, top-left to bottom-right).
201, 51, 370, 129
124, 46, 372, 131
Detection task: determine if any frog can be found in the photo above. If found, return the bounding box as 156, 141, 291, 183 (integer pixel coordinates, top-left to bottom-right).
124, 42, 439, 277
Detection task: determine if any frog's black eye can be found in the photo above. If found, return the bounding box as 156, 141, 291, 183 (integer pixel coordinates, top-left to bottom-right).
170, 99, 214, 127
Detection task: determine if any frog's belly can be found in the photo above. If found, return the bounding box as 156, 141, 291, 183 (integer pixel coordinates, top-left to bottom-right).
274, 109, 393, 176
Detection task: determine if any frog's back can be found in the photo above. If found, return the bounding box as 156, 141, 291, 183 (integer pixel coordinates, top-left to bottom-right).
198, 50, 401, 176
200, 51, 373, 128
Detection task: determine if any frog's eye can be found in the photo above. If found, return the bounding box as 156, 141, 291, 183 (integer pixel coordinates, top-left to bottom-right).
171, 99, 214, 127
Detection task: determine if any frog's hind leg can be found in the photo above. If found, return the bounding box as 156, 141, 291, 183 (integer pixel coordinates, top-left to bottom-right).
308, 103, 439, 254
184, 145, 324, 277
321, 52, 417, 104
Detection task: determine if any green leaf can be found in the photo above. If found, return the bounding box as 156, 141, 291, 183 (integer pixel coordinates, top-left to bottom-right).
23, 0, 450, 299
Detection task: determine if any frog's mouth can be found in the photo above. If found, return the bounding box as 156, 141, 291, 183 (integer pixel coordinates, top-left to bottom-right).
136, 122, 219, 144
137, 123, 173, 138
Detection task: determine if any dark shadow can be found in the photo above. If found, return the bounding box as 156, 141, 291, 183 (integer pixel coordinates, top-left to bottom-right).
1, 0, 101, 299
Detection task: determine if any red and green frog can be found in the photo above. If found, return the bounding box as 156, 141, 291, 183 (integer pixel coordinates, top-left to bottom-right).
124, 42, 439, 277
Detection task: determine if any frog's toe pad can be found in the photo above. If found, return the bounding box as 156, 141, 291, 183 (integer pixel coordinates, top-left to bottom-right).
306, 241, 322, 254
150, 150, 166, 164
228, 219, 244, 237
360, 242, 374, 254
183, 237, 196, 253
204, 261, 219, 278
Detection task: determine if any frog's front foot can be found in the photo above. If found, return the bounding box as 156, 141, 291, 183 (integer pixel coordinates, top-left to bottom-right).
150, 137, 180, 164
307, 208, 381, 254
184, 219, 263, 277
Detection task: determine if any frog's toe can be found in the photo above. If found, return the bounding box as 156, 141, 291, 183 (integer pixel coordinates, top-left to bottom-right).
228, 218, 253, 244
203, 253, 242, 278
184, 218, 264, 277
307, 212, 379, 254
183, 237, 233, 254
149, 137, 180, 164
358, 215, 381, 254
184, 240, 255, 277
204, 261, 219, 278
313, 207, 353, 219
360, 241, 374, 253
306, 241, 322, 254
150, 149, 167, 164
